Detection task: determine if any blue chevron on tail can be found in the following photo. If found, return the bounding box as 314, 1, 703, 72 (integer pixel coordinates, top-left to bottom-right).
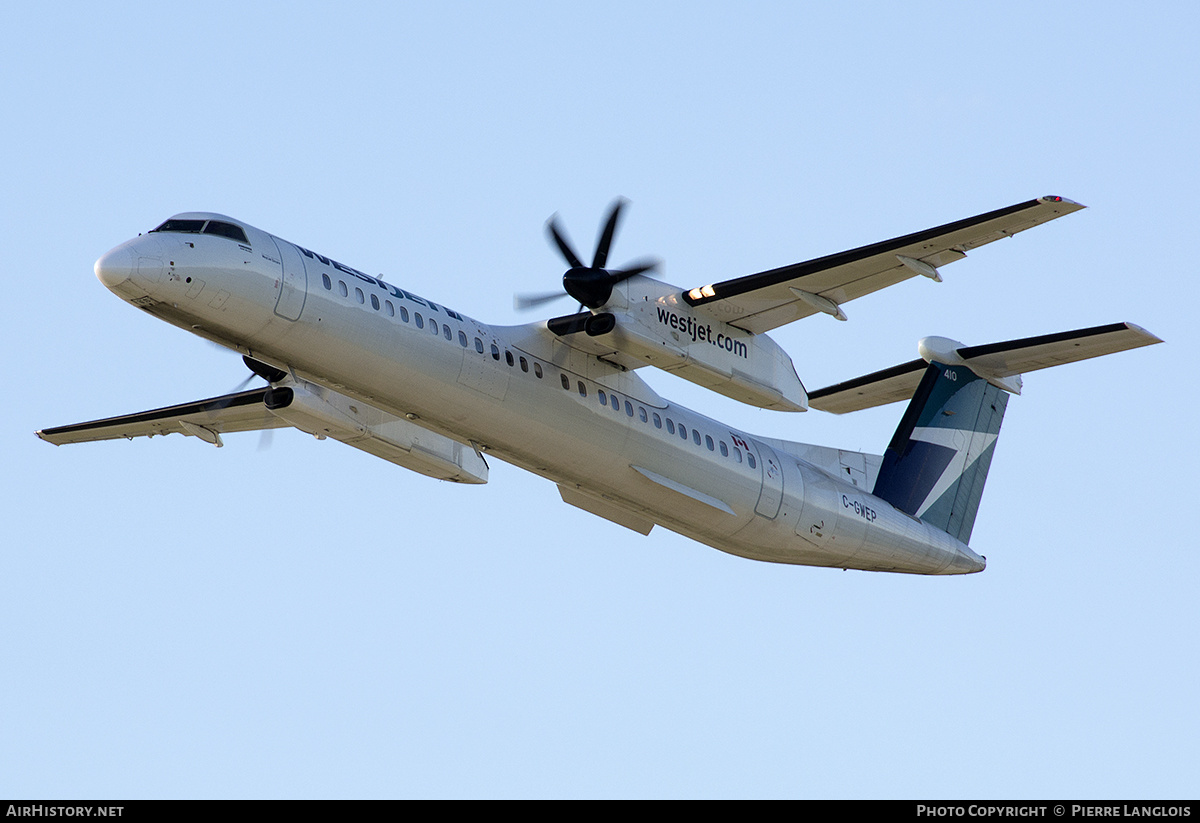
871, 363, 1009, 544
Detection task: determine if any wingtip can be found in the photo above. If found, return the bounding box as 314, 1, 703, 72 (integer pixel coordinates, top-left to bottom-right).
1120, 321, 1165, 345
1039, 195, 1086, 209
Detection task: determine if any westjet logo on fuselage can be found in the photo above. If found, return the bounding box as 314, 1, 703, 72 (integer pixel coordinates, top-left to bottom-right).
293, 242, 463, 321
655, 306, 748, 358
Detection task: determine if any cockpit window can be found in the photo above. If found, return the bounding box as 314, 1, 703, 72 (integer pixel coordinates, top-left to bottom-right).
202, 221, 249, 243
151, 218, 249, 245
152, 218, 205, 234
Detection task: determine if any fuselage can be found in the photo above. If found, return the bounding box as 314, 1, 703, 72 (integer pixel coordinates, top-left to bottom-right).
94, 212, 985, 575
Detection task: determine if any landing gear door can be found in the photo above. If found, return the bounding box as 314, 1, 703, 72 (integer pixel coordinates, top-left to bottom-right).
272, 238, 308, 321
751, 439, 784, 519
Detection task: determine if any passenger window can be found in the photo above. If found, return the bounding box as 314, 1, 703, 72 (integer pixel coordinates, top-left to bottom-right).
370, 294, 380, 310
625, 401, 634, 417
638, 407, 648, 423
693, 430, 701, 446
561, 374, 570, 390
475, 337, 484, 354
385, 300, 395, 317
733, 447, 743, 464
431, 321, 440, 336
610, 394, 620, 411
747, 453, 757, 469
679, 424, 688, 440
322, 274, 331, 290
355, 288, 365, 304
577, 381, 587, 397
338, 281, 348, 297
443, 324, 452, 340
598, 390, 607, 405
719, 441, 729, 457
415, 312, 424, 329
505, 351, 514, 366
520, 356, 529, 373
534, 362, 543, 378
705, 435, 714, 451
492, 343, 500, 361
666, 418, 675, 435
459, 331, 468, 347
400, 306, 410, 322
653, 413, 662, 429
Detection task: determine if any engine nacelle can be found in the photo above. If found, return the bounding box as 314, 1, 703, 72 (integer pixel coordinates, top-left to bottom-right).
608, 305, 808, 411
548, 278, 809, 412
265, 382, 488, 484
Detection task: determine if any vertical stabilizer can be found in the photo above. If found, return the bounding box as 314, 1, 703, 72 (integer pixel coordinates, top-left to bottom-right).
872, 363, 1008, 544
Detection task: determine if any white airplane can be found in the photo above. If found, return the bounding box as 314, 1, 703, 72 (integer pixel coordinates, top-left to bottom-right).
38, 197, 1160, 574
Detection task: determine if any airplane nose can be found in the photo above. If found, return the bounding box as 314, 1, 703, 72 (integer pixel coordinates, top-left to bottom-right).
95, 246, 134, 290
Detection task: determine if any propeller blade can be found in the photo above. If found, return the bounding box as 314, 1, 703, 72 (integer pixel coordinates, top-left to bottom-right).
546, 216, 583, 269
514, 290, 568, 311
592, 198, 627, 269
610, 257, 660, 282
208, 372, 259, 412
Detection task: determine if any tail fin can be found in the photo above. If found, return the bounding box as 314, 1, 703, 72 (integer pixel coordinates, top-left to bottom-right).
807, 322, 1163, 544
872, 363, 1007, 544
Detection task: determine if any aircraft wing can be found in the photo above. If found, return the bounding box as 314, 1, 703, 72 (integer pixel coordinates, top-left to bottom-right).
37, 388, 285, 447
682, 196, 1085, 334
808, 322, 1162, 414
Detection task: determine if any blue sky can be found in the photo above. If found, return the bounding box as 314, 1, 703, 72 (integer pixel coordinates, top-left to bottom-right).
3, 1, 1197, 798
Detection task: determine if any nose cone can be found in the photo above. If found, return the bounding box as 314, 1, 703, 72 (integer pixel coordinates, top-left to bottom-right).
95, 246, 134, 291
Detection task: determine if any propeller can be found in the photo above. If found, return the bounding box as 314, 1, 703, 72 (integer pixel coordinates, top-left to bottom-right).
204, 356, 285, 450
515, 198, 659, 311
209, 355, 286, 416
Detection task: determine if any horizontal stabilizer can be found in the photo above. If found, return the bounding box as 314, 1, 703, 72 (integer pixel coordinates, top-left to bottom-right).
809, 322, 1162, 414
807, 359, 927, 415
953, 322, 1162, 376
